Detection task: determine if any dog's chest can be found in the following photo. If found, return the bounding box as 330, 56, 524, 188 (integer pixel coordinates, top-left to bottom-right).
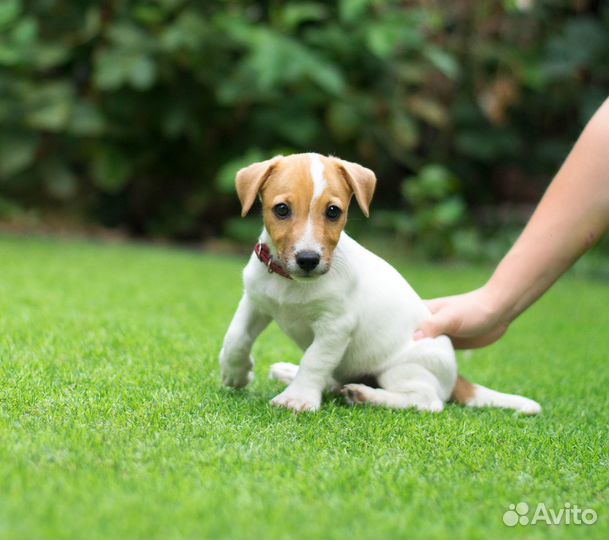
247, 280, 336, 351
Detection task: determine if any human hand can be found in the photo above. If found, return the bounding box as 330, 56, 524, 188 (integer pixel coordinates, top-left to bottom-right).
414, 287, 511, 349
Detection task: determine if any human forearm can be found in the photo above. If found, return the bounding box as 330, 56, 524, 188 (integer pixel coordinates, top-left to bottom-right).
484, 98, 609, 323
416, 98, 609, 349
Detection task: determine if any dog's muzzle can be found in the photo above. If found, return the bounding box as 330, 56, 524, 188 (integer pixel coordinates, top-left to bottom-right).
295, 251, 321, 272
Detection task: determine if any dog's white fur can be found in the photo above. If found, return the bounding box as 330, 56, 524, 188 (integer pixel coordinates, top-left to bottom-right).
294, 154, 327, 256
220, 154, 541, 414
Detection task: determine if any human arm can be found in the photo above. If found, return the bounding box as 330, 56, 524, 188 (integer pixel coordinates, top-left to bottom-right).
416, 97, 609, 349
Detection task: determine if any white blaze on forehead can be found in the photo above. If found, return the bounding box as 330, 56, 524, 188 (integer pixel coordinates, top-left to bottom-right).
295, 154, 328, 253
309, 153, 328, 202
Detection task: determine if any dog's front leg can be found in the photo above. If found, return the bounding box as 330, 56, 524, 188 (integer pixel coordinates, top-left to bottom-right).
220, 294, 271, 388
271, 320, 352, 412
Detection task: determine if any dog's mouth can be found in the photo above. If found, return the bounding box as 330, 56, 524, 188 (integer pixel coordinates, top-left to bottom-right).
290, 268, 329, 281
284, 256, 331, 280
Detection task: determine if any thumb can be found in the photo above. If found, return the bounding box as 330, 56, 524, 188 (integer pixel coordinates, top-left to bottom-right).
423, 297, 448, 314
414, 308, 458, 341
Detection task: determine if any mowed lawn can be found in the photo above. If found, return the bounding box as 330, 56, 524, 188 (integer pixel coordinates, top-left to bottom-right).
0, 235, 607, 540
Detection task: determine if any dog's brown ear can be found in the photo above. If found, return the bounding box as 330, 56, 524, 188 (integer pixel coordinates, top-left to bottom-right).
235, 155, 282, 217
334, 158, 377, 217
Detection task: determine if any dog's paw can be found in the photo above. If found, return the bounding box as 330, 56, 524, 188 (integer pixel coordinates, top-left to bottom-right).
417, 399, 444, 413
271, 388, 321, 413
268, 362, 299, 385
341, 384, 371, 405
221, 363, 253, 389
220, 350, 254, 388
513, 397, 542, 415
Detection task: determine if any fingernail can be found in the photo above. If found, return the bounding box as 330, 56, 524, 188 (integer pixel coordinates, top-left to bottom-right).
413, 330, 424, 340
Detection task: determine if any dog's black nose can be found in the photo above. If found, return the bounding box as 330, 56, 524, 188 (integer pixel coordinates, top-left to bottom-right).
295, 251, 320, 272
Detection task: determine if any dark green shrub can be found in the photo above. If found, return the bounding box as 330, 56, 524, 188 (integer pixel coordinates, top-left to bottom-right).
0, 0, 607, 253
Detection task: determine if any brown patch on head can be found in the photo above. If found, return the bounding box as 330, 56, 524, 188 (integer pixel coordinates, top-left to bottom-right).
235, 155, 283, 217
235, 153, 377, 277
450, 375, 476, 405
334, 159, 376, 217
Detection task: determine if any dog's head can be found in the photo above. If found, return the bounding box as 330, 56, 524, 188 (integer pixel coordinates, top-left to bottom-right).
236, 153, 376, 280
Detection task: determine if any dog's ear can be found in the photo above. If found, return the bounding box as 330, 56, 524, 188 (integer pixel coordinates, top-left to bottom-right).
334, 158, 377, 217
235, 155, 283, 217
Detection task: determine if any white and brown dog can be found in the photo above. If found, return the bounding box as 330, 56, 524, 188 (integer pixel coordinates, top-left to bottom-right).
219, 153, 541, 415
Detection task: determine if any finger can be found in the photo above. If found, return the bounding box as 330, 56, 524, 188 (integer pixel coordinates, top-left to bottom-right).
423, 298, 448, 314
415, 309, 460, 340
450, 325, 508, 350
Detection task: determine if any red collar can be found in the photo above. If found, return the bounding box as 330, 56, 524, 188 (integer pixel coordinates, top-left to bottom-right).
254, 243, 292, 279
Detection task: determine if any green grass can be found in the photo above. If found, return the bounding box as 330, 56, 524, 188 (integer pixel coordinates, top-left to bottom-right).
0, 235, 607, 540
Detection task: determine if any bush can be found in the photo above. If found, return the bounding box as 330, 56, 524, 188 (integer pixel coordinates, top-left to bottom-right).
0, 0, 607, 250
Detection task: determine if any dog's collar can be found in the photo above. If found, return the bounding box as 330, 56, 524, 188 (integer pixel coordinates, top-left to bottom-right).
254, 243, 292, 280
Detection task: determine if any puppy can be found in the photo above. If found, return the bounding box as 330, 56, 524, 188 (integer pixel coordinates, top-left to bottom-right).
219, 153, 541, 414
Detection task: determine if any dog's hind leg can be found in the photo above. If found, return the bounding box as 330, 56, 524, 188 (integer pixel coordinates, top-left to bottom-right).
341, 362, 447, 412
341, 382, 444, 412
341, 336, 457, 412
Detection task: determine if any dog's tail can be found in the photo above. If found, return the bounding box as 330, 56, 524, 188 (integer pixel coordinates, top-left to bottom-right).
450, 375, 541, 415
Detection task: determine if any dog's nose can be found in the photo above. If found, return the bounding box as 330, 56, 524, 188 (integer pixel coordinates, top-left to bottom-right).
295, 251, 321, 272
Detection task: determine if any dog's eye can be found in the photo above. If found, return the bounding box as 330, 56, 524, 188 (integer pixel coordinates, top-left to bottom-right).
325, 205, 342, 221
273, 203, 291, 219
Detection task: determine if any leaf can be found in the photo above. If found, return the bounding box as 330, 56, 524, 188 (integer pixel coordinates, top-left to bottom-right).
0, 133, 39, 178
0, 195, 23, 218
25, 82, 74, 132
339, 0, 371, 23
82, 7, 102, 40
27, 101, 71, 131
216, 149, 267, 194
129, 55, 157, 90
12, 16, 37, 46
68, 101, 106, 136
424, 47, 459, 79
41, 160, 78, 200
91, 147, 133, 193
366, 23, 402, 59
161, 106, 189, 138
32, 43, 70, 69
242, 30, 345, 96
327, 102, 361, 141
0, 44, 20, 65
132, 3, 167, 25
401, 179, 424, 205
94, 48, 127, 90
419, 165, 455, 197
432, 197, 466, 227
391, 113, 419, 150
282, 3, 328, 30
366, 20, 423, 59
310, 61, 344, 95
0, 0, 20, 28
223, 216, 262, 243
160, 11, 207, 52
407, 95, 448, 128
107, 21, 151, 49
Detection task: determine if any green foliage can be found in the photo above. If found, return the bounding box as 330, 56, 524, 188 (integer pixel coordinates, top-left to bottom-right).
0, 0, 607, 249
373, 165, 467, 258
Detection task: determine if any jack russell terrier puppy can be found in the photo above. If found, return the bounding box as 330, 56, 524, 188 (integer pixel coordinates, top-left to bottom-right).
219, 153, 541, 415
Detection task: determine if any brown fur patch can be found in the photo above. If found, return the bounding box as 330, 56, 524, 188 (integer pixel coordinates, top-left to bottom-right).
450, 375, 476, 404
